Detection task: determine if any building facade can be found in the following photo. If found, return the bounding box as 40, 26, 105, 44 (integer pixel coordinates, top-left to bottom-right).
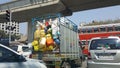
0, 22, 20, 35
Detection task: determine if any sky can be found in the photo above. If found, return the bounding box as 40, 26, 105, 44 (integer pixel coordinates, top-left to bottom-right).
67, 5, 120, 25
0, 0, 11, 4
0, 0, 120, 35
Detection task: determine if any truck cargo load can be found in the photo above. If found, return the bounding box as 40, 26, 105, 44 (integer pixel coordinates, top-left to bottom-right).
31, 14, 83, 68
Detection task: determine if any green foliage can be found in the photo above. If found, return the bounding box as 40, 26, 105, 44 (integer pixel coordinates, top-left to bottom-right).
11, 34, 20, 40
0, 30, 8, 38
84, 19, 120, 26
0, 30, 20, 40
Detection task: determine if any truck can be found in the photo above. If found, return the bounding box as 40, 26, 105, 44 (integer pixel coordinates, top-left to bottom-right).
31, 14, 83, 68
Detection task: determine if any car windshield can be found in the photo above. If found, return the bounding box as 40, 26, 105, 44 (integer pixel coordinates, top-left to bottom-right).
90, 38, 120, 50
22, 47, 31, 52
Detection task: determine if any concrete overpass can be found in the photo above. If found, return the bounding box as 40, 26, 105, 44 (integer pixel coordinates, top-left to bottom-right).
0, 0, 65, 22
0, 0, 120, 22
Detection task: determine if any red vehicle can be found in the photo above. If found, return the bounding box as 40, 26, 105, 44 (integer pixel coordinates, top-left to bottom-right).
79, 23, 120, 56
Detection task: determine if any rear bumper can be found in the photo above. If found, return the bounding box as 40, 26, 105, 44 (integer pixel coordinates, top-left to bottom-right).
87, 60, 120, 68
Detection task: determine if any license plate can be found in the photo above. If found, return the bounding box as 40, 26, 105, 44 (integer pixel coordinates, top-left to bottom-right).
98, 56, 113, 59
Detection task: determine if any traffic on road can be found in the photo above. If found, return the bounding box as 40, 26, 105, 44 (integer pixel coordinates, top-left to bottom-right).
0, 0, 120, 68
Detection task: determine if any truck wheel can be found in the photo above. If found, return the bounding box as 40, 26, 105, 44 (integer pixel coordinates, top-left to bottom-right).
60, 61, 71, 68
62, 62, 71, 68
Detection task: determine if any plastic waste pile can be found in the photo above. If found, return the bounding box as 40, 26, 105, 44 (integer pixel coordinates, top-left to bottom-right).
32, 18, 60, 52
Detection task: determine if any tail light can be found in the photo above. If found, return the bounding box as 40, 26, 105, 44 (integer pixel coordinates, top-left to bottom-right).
29, 54, 32, 58
88, 52, 91, 60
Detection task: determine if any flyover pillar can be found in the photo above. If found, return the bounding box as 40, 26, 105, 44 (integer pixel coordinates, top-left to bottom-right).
27, 21, 33, 43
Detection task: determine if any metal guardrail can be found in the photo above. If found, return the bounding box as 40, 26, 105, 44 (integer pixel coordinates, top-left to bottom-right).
0, 0, 56, 11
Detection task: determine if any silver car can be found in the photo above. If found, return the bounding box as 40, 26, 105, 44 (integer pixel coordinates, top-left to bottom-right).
0, 44, 47, 68
87, 36, 120, 68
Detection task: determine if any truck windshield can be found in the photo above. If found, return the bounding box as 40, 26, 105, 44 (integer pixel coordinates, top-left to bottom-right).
90, 38, 120, 50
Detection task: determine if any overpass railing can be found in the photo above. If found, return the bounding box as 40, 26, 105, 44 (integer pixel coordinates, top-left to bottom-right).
0, 0, 57, 12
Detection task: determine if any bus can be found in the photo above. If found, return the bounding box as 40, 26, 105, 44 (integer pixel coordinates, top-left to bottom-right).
78, 23, 120, 56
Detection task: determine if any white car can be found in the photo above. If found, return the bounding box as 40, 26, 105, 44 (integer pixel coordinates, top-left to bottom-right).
20, 44, 32, 58
87, 36, 120, 68
10, 44, 32, 58
0, 44, 47, 68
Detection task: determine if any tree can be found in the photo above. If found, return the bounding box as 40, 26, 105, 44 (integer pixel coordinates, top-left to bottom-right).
0, 30, 20, 40
0, 30, 8, 38
84, 19, 120, 26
